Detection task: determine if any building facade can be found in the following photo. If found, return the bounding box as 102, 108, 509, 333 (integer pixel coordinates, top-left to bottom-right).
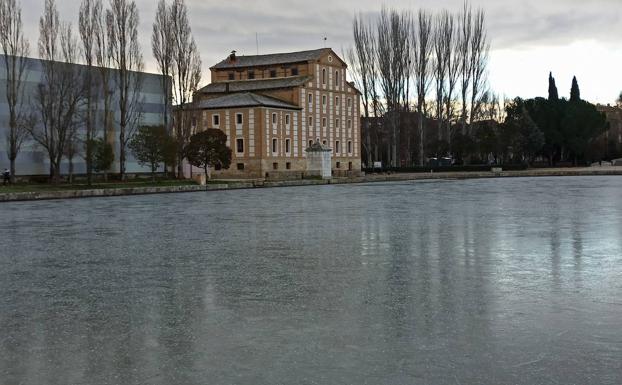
596, 104, 622, 159
0, 55, 168, 176
186, 48, 361, 179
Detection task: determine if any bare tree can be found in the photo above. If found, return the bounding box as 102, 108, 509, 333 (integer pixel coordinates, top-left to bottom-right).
433, 11, 451, 143
376, 7, 410, 167
31, 0, 85, 182
170, 0, 201, 178
468, 7, 490, 130
152, 0, 174, 131
445, 13, 459, 152
107, 0, 144, 180
79, 0, 100, 185
412, 9, 433, 165
458, 1, 472, 135
348, 13, 378, 167
0, 0, 29, 182
94, 0, 112, 180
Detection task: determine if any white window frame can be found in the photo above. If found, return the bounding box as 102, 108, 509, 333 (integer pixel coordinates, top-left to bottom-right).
236, 138, 244, 154
236, 113, 243, 125
212, 114, 220, 127
272, 138, 278, 154
285, 138, 291, 154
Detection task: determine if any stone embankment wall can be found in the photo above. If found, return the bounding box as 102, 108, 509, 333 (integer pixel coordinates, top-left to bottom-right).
1, 167, 621, 202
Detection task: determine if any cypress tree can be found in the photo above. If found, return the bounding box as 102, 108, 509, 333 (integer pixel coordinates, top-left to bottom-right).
570, 76, 581, 102
548, 72, 559, 101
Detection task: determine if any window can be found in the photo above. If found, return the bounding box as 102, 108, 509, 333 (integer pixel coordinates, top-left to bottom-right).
286, 162, 291, 169
335, 70, 340, 86
309, 139, 313, 147
285, 114, 290, 125
237, 163, 245, 170
273, 162, 278, 170
308, 93, 313, 104
228, 72, 234, 80
248, 70, 255, 79
285, 138, 290, 153
348, 161, 353, 171
335, 118, 339, 127
272, 113, 277, 124
347, 119, 352, 129
236, 113, 243, 125
335, 140, 340, 153
336, 161, 341, 169
270, 69, 277, 78
322, 95, 327, 106
322, 118, 327, 128
322, 140, 327, 145
347, 141, 352, 153
347, 98, 352, 108
322, 68, 326, 84
335, 96, 339, 105
308, 117, 313, 126
212, 114, 220, 126
272, 138, 277, 153
236, 138, 244, 153
291, 67, 298, 76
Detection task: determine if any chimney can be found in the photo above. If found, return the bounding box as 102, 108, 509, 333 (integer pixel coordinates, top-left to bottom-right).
229, 50, 237, 63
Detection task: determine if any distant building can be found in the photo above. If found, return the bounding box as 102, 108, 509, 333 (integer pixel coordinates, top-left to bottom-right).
595, 104, 622, 159
0, 55, 168, 176
184, 48, 361, 179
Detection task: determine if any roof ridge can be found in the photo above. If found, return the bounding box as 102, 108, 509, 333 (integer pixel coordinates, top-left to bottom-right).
233, 47, 328, 59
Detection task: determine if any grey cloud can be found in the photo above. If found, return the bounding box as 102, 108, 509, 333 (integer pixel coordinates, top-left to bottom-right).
18, 0, 621, 89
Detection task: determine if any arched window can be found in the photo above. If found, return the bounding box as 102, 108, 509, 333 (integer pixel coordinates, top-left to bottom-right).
322, 68, 326, 84
335, 70, 340, 86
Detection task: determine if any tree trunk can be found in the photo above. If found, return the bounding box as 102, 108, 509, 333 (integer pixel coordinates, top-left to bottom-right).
418, 110, 425, 166
10, 158, 16, 184
68, 157, 74, 184
119, 126, 126, 181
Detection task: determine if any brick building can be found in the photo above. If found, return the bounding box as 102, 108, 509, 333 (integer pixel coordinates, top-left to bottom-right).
185, 48, 361, 179
595, 104, 622, 158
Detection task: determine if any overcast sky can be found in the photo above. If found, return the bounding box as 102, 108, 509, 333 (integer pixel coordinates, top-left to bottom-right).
20, 0, 622, 104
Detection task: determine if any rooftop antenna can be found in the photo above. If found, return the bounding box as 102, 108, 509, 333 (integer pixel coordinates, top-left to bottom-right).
256, 32, 259, 55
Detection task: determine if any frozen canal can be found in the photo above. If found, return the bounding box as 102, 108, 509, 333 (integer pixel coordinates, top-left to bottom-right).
1, 176, 621, 384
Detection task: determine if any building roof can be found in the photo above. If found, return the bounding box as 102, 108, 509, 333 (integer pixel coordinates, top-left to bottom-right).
197, 75, 313, 94
193, 92, 301, 110
211, 48, 330, 69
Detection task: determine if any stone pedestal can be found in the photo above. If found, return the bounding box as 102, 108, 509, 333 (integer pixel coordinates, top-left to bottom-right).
305, 140, 332, 179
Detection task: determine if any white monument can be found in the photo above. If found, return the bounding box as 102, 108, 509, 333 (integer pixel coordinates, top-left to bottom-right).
305, 140, 332, 179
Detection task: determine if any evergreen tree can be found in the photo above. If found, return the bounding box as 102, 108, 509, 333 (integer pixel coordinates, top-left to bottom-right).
185, 129, 232, 182
570, 76, 580, 102
129, 125, 176, 181
548, 72, 559, 101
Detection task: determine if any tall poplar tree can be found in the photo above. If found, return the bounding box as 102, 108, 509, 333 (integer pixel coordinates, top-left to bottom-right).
0, 0, 30, 182
548, 72, 558, 101
570, 76, 580, 102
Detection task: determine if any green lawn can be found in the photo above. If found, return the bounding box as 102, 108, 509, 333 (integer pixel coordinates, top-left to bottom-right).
0, 179, 199, 194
